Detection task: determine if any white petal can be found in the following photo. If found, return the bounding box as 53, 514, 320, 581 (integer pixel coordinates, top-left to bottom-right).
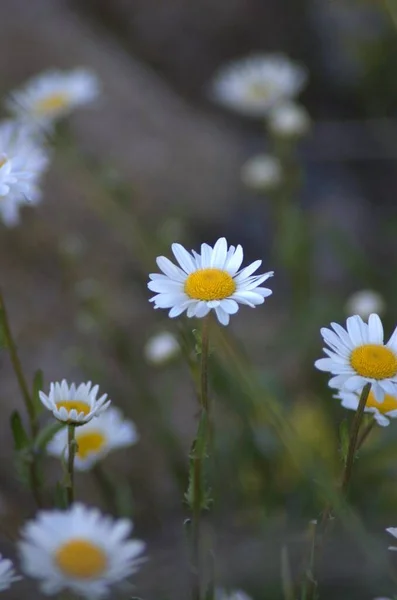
234, 260, 262, 282
219, 299, 239, 314
156, 256, 186, 282
215, 306, 230, 326
225, 245, 243, 275
210, 238, 228, 268
172, 244, 196, 274
368, 313, 384, 344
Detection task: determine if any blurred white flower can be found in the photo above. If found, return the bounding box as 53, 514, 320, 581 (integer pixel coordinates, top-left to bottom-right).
241, 154, 282, 191
0, 120, 50, 226
144, 331, 180, 365
387, 527, 397, 551
315, 314, 397, 402
268, 101, 310, 137
148, 237, 274, 326
0, 554, 21, 591
47, 406, 138, 471
39, 380, 110, 425
216, 589, 252, 600
19, 503, 145, 598
6, 68, 100, 127
337, 389, 397, 426
210, 53, 307, 117
345, 290, 385, 320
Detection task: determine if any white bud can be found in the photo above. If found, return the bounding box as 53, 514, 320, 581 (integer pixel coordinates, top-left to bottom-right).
345, 290, 385, 320
144, 331, 180, 365
268, 101, 310, 137
241, 154, 282, 191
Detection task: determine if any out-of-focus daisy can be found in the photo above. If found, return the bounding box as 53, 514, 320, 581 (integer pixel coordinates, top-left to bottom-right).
148, 237, 274, 326
345, 290, 385, 320
0, 554, 21, 591
315, 314, 397, 402
210, 53, 307, 118
216, 589, 252, 600
337, 389, 397, 426
241, 153, 282, 191
268, 101, 310, 137
39, 380, 110, 425
0, 120, 50, 226
47, 406, 138, 471
144, 331, 180, 365
19, 503, 145, 599
6, 68, 100, 126
387, 527, 397, 551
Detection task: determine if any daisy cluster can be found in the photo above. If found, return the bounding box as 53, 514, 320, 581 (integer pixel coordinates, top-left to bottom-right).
210, 52, 311, 193
315, 313, 397, 426
0, 67, 100, 225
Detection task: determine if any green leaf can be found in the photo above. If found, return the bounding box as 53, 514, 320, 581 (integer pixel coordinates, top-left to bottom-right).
32, 369, 44, 416
34, 422, 66, 451
10, 410, 30, 451
54, 482, 68, 509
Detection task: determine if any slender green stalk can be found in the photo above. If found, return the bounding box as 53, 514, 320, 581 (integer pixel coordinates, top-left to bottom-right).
0, 290, 43, 507
341, 383, 371, 493
191, 315, 211, 600
66, 424, 76, 506
0, 291, 37, 434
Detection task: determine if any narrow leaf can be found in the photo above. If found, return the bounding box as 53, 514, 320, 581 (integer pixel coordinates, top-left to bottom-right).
10, 410, 30, 451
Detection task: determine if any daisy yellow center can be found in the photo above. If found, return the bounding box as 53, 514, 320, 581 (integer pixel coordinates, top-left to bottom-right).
366, 391, 397, 414
75, 430, 106, 459
350, 344, 397, 380
34, 93, 69, 115
55, 538, 107, 579
0, 156, 7, 169
247, 82, 275, 101
184, 268, 236, 301
55, 401, 90, 416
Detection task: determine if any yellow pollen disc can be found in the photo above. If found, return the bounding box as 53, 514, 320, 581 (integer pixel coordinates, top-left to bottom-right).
55, 538, 107, 579
0, 156, 7, 169
366, 391, 397, 414
184, 268, 236, 301
350, 344, 397, 380
55, 401, 90, 417
75, 430, 106, 459
34, 93, 69, 115
247, 82, 275, 101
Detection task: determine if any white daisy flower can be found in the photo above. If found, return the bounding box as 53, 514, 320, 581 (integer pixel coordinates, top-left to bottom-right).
144, 331, 180, 365
0, 554, 21, 591
337, 389, 397, 427
18, 503, 145, 599
39, 380, 111, 425
216, 589, 252, 600
210, 53, 308, 118
241, 153, 282, 191
148, 237, 274, 326
0, 120, 50, 226
315, 314, 397, 403
47, 406, 138, 470
345, 290, 385, 320
6, 68, 100, 127
268, 101, 311, 137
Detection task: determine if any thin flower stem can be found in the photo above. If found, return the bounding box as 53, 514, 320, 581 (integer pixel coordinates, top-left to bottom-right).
191, 315, 211, 600
341, 383, 371, 493
0, 290, 43, 507
66, 424, 76, 506
0, 291, 37, 435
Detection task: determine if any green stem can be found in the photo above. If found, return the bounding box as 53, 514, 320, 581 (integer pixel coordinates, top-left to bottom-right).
191, 315, 211, 600
66, 424, 76, 506
341, 383, 371, 493
0, 291, 37, 434
0, 290, 43, 507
